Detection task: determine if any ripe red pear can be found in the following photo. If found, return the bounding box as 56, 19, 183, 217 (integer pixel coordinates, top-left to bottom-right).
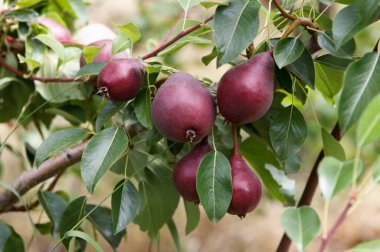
172, 137, 212, 203
37, 16, 72, 42
79, 39, 129, 67
97, 58, 144, 102
217, 51, 275, 125
228, 149, 262, 218
151, 72, 216, 143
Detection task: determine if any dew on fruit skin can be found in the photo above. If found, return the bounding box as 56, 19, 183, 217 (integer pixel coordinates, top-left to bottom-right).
186, 129, 196, 142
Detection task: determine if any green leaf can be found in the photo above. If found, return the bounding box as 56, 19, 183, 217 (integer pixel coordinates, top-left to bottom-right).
111, 179, 141, 234
34, 34, 65, 59
200, 1, 228, 8
286, 48, 315, 89
112, 33, 131, 55
158, 36, 211, 57
202, 47, 218, 65
318, 30, 356, 58
76, 62, 106, 79
45, 108, 84, 125
134, 88, 153, 129
166, 219, 182, 252
214, 0, 261, 66
95, 102, 126, 132
333, 0, 380, 49
314, 54, 353, 70
318, 157, 363, 200
315, 62, 344, 103
17, 0, 43, 8
81, 127, 129, 193
321, 128, 346, 161
0, 77, 23, 91
356, 94, 380, 147
64, 230, 103, 252
196, 151, 232, 223
69, 0, 88, 23
350, 239, 380, 252
338, 52, 380, 133
0, 70, 33, 123
240, 135, 292, 205
178, 0, 204, 9
82, 45, 104, 64
184, 201, 200, 234
284, 154, 301, 174
265, 164, 295, 200
270, 106, 307, 161
281, 207, 321, 252
134, 165, 179, 240
372, 157, 380, 184
274, 38, 305, 69
59, 196, 87, 248
86, 205, 125, 249
35, 128, 89, 166
0, 221, 25, 252
38, 191, 68, 236
5, 9, 38, 22
116, 23, 141, 43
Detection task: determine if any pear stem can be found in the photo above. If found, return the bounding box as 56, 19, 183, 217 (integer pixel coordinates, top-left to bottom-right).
232, 125, 240, 156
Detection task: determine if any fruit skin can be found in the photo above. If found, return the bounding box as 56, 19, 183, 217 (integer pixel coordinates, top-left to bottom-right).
217, 51, 275, 125
172, 137, 212, 203
80, 39, 129, 67
37, 17, 72, 42
97, 58, 144, 102
151, 72, 216, 143
228, 153, 262, 217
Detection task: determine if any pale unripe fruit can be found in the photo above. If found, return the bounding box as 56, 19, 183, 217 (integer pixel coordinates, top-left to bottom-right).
228, 153, 262, 218
217, 51, 275, 125
172, 137, 211, 203
97, 59, 144, 102
151, 72, 216, 143
37, 17, 72, 42
79, 39, 129, 67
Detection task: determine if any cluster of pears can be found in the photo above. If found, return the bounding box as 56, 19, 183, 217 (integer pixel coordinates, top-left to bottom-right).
154, 51, 274, 217
85, 45, 274, 217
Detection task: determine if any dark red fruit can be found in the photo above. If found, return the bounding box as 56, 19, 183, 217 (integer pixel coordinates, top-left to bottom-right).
172, 137, 211, 203
151, 72, 216, 143
80, 39, 129, 67
97, 59, 144, 102
228, 152, 262, 218
37, 17, 72, 42
217, 51, 275, 125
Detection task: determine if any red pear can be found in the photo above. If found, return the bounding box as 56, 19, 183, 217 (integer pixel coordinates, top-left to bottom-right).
172, 137, 211, 203
217, 51, 275, 125
228, 152, 262, 218
97, 59, 144, 102
151, 72, 216, 143
37, 17, 72, 42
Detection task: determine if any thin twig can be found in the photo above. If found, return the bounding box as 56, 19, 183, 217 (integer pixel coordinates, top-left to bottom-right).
319, 195, 356, 252
141, 15, 214, 60
272, 0, 296, 21
7, 172, 64, 212
0, 57, 78, 82
0, 140, 89, 213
